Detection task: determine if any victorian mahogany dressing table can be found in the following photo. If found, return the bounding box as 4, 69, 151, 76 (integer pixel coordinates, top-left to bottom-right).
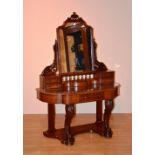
36, 12, 120, 145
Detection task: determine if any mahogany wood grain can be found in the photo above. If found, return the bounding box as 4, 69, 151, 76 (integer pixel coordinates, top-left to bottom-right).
96, 100, 103, 122
36, 12, 120, 145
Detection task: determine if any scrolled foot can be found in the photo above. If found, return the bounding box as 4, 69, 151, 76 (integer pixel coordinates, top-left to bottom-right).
61, 134, 75, 145
103, 128, 113, 138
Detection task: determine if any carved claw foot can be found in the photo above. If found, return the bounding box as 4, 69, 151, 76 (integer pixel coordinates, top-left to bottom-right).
103, 127, 113, 138
61, 134, 75, 145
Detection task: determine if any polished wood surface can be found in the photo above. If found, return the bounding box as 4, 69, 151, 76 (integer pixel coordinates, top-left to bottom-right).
37, 84, 120, 104
36, 12, 120, 145
24, 114, 132, 155
39, 100, 116, 145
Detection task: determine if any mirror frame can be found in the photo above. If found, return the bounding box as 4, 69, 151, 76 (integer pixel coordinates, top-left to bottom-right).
56, 13, 95, 74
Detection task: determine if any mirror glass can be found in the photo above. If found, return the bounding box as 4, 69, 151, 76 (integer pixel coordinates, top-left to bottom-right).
58, 28, 93, 73
66, 30, 85, 72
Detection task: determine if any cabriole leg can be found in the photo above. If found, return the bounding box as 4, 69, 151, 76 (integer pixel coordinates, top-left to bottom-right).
103, 100, 114, 138
62, 105, 75, 145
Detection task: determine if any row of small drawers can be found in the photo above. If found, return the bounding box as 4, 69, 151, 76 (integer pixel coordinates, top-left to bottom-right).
62, 74, 94, 81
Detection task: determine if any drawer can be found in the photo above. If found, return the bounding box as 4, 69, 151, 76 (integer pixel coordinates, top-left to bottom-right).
88, 92, 103, 101
78, 94, 89, 102
78, 92, 103, 102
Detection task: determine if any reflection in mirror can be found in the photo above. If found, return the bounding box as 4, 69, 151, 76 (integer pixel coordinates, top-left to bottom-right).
66, 31, 85, 72
58, 27, 93, 73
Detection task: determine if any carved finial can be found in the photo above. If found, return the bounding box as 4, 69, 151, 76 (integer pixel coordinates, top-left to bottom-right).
63, 12, 86, 26
71, 12, 79, 19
